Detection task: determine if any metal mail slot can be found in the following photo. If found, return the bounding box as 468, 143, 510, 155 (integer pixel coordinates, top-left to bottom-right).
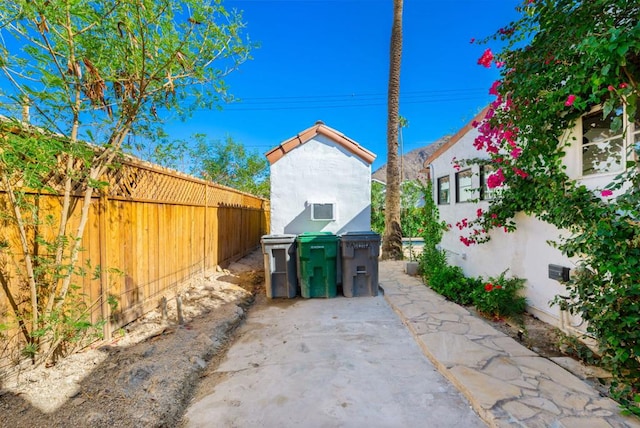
548, 264, 570, 282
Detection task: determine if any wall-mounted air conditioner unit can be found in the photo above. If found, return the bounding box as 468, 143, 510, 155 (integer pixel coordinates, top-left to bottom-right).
310, 202, 336, 221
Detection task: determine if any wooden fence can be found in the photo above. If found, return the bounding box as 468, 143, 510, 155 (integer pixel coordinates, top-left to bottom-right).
0, 156, 270, 341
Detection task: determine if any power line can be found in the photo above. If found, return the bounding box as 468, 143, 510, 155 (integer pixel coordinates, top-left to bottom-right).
220, 95, 490, 111
1, 89, 492, 112
234, 87, 488, 102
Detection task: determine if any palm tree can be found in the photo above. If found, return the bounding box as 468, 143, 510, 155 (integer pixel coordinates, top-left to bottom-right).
381, 0, 403, 260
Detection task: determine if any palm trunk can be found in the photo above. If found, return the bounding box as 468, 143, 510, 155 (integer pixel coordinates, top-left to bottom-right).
382, 0, 404, 260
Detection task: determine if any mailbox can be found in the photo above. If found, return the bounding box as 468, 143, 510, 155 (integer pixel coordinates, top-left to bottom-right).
548, 264, 570, 282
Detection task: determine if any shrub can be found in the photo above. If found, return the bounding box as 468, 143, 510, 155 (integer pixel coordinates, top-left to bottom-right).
473, 271, 526, 320
424, 263, 478, 306
419, 248, 447, 282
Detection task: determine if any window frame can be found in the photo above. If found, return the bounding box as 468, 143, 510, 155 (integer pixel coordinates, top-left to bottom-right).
437, 175, 450, 205
480, 164, 496, 201
455, 168, 474, 203
580, 101, 639, 178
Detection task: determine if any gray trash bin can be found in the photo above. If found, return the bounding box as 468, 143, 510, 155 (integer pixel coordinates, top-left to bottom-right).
340, 231, 380, 297
261, 234, 298, 298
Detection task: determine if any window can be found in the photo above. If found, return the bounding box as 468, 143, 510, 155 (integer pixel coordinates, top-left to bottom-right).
437, 176, 450, 205
455, 169, 473, 203
581, 101, 640, 176
480, 164, 496, 200
310, 203, 335, 221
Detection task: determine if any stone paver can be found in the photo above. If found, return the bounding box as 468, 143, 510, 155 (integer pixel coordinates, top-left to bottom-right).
380, 260, 640, 428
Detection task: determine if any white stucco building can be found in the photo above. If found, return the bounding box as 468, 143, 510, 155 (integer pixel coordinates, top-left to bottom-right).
266, 121, 376, 235
425, 105, 637, 335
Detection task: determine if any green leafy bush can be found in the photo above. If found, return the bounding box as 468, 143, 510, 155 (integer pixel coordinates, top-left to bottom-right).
472, 271, 526, 320
429, 265, 476, 305
419, 248, 447, 282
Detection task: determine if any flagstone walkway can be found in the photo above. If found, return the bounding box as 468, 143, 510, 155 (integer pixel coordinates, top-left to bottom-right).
379, 260, 640, 428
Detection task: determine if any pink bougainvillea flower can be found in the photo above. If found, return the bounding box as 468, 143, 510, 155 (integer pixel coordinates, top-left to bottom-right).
513, 168, 528, 178
476, 208, 483, 218
477, 49, 494, 68
451, 156, 461, 171
608, 85, 615, 91
486, 143, 499, 154
504, 97, 514, 111
456, 218, 469, 230
619, 83, 628, 89
495, 61, 505, 68
564, 94, 576, 107
459, 236, 474, 247
487, 168, 505, 188
601, 189, 613, 197
489, 80, 501, 96
498, 27, 515, 36
470, 37, 475, 44
510, 147, 523, 158
491, 213, 498, 219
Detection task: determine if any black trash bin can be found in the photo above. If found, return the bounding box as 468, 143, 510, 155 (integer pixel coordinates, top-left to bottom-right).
261, 234, 298, 298
340, 231, 380, 297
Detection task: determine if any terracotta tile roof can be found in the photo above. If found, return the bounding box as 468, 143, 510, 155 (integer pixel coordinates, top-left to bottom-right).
422, 106, 490, 169
265, 121, 376, 165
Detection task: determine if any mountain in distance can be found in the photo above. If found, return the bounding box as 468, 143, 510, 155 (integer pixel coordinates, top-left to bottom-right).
371, 136, 450, 183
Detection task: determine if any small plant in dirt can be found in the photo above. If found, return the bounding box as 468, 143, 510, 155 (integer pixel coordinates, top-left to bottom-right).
472, 271, 526, 321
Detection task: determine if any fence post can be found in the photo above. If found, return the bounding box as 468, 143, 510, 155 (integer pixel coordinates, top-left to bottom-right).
204, 182, 208, 272
99, 193, 111, 341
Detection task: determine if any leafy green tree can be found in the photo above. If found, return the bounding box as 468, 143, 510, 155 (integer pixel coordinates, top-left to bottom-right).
372, 179, 425, 238
0, 0, 252, 364
370, 180, 386, 235
464, 0, 640, 412
194, 135, 269, 198
143, 133, 269, 198
400, 180, 423, 238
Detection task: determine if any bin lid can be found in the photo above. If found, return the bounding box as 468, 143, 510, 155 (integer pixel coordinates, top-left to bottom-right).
261, 234, 297, 244
340, 231, 381, 240
296, 231, 337, 243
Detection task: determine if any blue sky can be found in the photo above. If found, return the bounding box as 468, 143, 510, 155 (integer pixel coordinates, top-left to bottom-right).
162, 0, 522, 171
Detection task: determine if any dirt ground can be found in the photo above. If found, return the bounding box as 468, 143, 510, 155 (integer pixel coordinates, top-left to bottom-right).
0, 251, 608, 427
0, 250, 265, 428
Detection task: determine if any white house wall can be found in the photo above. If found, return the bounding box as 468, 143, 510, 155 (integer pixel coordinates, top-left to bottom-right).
431, 126, 582, 332
270, 134, 371, 235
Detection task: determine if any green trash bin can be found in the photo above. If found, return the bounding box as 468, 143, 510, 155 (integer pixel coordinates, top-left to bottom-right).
296, 232, 338, 298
